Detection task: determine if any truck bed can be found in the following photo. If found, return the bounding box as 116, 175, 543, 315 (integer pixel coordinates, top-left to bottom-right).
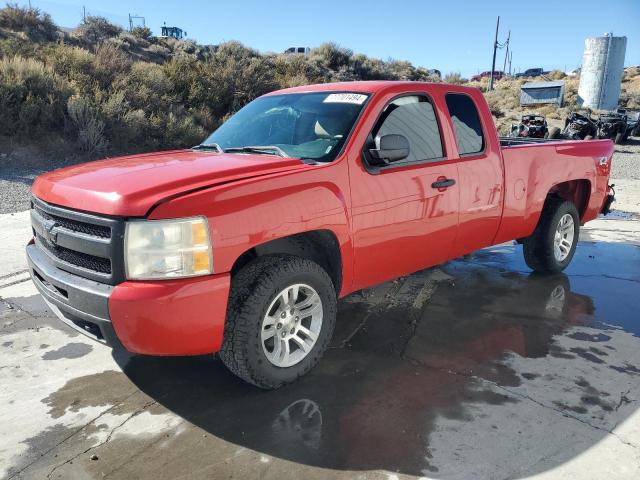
500, 136, 568, 147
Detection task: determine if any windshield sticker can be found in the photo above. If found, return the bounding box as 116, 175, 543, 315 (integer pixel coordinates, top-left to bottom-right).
323, 93, 367, 105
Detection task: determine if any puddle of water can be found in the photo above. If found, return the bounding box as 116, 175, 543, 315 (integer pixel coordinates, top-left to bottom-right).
599, 210, 639, 221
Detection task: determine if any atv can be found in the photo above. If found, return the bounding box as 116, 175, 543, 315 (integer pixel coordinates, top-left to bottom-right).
597, 110, 629, 144
510, 114, 549, 138
621, 109, 639, 138
561, 110, 598, 140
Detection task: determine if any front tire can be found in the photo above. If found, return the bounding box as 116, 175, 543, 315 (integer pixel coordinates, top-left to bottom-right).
522, 198, 579, 273
614, 131, 625, 144
219, 255, 337, 389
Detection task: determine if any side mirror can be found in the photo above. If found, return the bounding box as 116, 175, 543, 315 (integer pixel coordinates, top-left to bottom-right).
369, 134, 410, 164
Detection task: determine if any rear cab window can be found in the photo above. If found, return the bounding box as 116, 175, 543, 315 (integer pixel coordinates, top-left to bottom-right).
445, 93, 485, 156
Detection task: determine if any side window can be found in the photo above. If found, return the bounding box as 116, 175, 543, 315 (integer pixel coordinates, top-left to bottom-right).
445, 93, 485, 155
372, 96, 444, 163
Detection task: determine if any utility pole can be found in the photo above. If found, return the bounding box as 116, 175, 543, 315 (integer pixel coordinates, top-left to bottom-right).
508, 51, 513, 76
82, 6, 86, 22
502, 30, 510, 75
489, 16, 500, 90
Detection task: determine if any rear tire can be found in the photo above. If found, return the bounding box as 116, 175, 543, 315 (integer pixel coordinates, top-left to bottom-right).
219, 254, 337, 389
522, 198, 579, 274
614, 131, 625, 144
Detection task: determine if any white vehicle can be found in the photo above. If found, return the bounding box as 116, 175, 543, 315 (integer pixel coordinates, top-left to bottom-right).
284, 46, 310, 55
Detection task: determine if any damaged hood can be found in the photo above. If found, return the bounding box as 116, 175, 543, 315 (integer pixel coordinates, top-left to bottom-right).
32, 150, 307, 217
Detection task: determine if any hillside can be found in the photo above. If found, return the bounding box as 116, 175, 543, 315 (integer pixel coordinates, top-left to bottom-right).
1, 4, 639, 165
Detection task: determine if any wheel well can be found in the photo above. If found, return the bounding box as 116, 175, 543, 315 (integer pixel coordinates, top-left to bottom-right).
230, 230, 343, 293
547, 180, 591, 220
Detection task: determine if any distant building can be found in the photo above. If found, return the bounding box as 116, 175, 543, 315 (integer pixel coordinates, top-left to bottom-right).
520, 81, 565, 107
161, 23, 186, 40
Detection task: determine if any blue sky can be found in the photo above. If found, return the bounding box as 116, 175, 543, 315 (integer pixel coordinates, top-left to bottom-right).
20, 0, 640, 77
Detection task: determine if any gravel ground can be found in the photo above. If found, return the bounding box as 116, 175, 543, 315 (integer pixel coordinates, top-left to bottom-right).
610, 138, 640, 180
1, 139, 639, 214
0, 157, 74, 214
0, 163, 41, 214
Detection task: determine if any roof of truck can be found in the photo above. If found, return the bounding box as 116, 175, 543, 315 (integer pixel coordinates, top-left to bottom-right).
265, 81, 477, 96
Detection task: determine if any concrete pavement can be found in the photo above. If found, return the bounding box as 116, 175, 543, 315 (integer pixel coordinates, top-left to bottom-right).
1, 210, 639, 480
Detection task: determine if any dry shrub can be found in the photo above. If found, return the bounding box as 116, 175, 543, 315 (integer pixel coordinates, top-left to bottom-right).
49, 44, 97, 95
0, 55, 70, 136
94, 42, 131, 86
0, 3, 56, 41
114, 62, 174, 111
67, 95, 107, 155
311, 43, 352, 71
483, 82, 520, 117
131, 26, 152, 41
547, 70, 566, 80
444, 72, 466, 84
74, 15, 122, 44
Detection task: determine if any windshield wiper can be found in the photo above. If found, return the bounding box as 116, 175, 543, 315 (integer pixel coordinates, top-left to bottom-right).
224, 145, 290, 158
191, 143, 224, 152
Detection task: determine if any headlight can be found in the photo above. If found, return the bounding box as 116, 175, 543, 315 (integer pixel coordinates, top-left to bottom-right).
125, 217, 212, 280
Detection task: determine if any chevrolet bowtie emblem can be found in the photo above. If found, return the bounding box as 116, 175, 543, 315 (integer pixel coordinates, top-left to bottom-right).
43, 219, 59, 245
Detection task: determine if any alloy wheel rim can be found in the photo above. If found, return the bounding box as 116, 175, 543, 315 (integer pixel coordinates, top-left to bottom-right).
553, 213, 575, 261
545, 285, 566, 318
261, 283, 323, 368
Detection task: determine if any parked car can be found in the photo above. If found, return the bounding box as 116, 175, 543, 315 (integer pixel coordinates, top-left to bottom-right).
284, 46, 310, 55
596, 110, 629, 144
510, 114, 549, 138
515, 68, 549, 78
471, 70, 504, 81
27, 82, 615, 389
561, 109, 598, 140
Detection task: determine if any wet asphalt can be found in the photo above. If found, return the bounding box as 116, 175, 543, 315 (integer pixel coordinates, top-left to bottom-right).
1, 239, 640, 479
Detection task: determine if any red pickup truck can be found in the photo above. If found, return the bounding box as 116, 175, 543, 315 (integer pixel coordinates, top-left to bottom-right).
27, 81, 615, 388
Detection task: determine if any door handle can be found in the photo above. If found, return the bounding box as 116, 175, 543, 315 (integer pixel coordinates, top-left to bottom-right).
431, 179, 456, 189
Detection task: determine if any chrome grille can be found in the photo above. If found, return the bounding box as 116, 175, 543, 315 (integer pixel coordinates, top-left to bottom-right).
33, 203, 111, 238
38, 239, 112, 274
30, 197, 125, 285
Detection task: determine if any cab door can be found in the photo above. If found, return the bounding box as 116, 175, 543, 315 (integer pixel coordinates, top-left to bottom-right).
349, 93, 459, 290
444, 92, 503, 256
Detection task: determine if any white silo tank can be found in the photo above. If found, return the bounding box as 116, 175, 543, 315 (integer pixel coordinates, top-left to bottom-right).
578, 34, 627, 111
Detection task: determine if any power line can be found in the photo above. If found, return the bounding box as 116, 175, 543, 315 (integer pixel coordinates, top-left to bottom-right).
502, 30, 511, 74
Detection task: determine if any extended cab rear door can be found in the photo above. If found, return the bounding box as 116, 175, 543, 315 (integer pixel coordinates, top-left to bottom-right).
348, 91, 459, 290
443, 92, 504, 256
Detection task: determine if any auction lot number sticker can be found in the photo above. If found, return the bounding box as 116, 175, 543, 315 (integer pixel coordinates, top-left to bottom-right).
323, 93, 368, 104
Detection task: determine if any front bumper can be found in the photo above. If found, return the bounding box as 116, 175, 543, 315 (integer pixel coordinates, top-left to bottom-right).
27, 243, 231, 356
27, 243, 121, 346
